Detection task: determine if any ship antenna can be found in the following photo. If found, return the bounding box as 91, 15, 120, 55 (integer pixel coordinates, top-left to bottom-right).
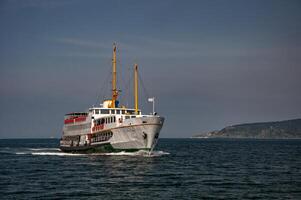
134, 64, 139, 114
112, 43, 118, 108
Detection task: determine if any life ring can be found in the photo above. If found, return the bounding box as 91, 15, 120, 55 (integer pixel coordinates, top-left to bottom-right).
118, 118, 123, 123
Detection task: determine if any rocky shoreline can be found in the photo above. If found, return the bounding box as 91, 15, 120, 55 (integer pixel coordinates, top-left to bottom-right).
193, 118, 301, 139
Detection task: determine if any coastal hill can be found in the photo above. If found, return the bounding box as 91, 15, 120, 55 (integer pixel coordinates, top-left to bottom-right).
195, 118, 301, 139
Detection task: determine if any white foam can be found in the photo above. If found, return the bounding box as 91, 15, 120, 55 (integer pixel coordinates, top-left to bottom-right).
14, 148, 63, 156
15, 152, 27, 155
29, 148, 60, 151
13, 149, 169, 157
31, 152, 85, 156
92, 150, 170, 157
151, 150, 170, 156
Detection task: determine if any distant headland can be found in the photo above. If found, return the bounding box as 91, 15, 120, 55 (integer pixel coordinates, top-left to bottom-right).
193, 118, 301, 139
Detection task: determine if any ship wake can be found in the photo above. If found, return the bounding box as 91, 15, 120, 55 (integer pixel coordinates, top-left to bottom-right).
92, 150, 170, 157
6, 148, 169, 157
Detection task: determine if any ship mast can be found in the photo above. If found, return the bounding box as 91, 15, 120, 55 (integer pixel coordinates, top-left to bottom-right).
112, 43, 118, 108
134, 64, 139, 114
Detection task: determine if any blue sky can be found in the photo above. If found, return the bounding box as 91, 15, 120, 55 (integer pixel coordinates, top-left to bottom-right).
0, 0, 300, 138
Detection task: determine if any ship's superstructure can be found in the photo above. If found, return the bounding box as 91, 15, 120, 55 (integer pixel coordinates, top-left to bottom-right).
59, 44, 164, 153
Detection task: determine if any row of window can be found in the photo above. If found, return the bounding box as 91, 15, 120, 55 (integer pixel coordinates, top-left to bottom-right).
125, 115, 136, 119
62, 135, 80, 141
94, 109, 140, 115
64, 123, 91, 131
94, 115, 138, 125
94, 116, 116, 125
91, 131, 113, 143
65, 112, 88, 117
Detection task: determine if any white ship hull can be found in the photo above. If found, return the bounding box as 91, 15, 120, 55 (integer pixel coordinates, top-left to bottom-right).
60, 116, 164, 153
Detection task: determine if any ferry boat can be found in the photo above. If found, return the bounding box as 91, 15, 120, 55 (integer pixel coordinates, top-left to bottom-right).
59, 44, 164, 153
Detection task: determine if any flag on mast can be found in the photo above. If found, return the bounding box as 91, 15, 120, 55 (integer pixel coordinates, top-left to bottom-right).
148, 97, 154, 102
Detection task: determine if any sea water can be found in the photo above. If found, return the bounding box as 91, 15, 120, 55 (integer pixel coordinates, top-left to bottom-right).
0, 138, 300, 199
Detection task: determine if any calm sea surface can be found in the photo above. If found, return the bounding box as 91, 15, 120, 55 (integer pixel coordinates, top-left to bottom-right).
0, 138, 300, 199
